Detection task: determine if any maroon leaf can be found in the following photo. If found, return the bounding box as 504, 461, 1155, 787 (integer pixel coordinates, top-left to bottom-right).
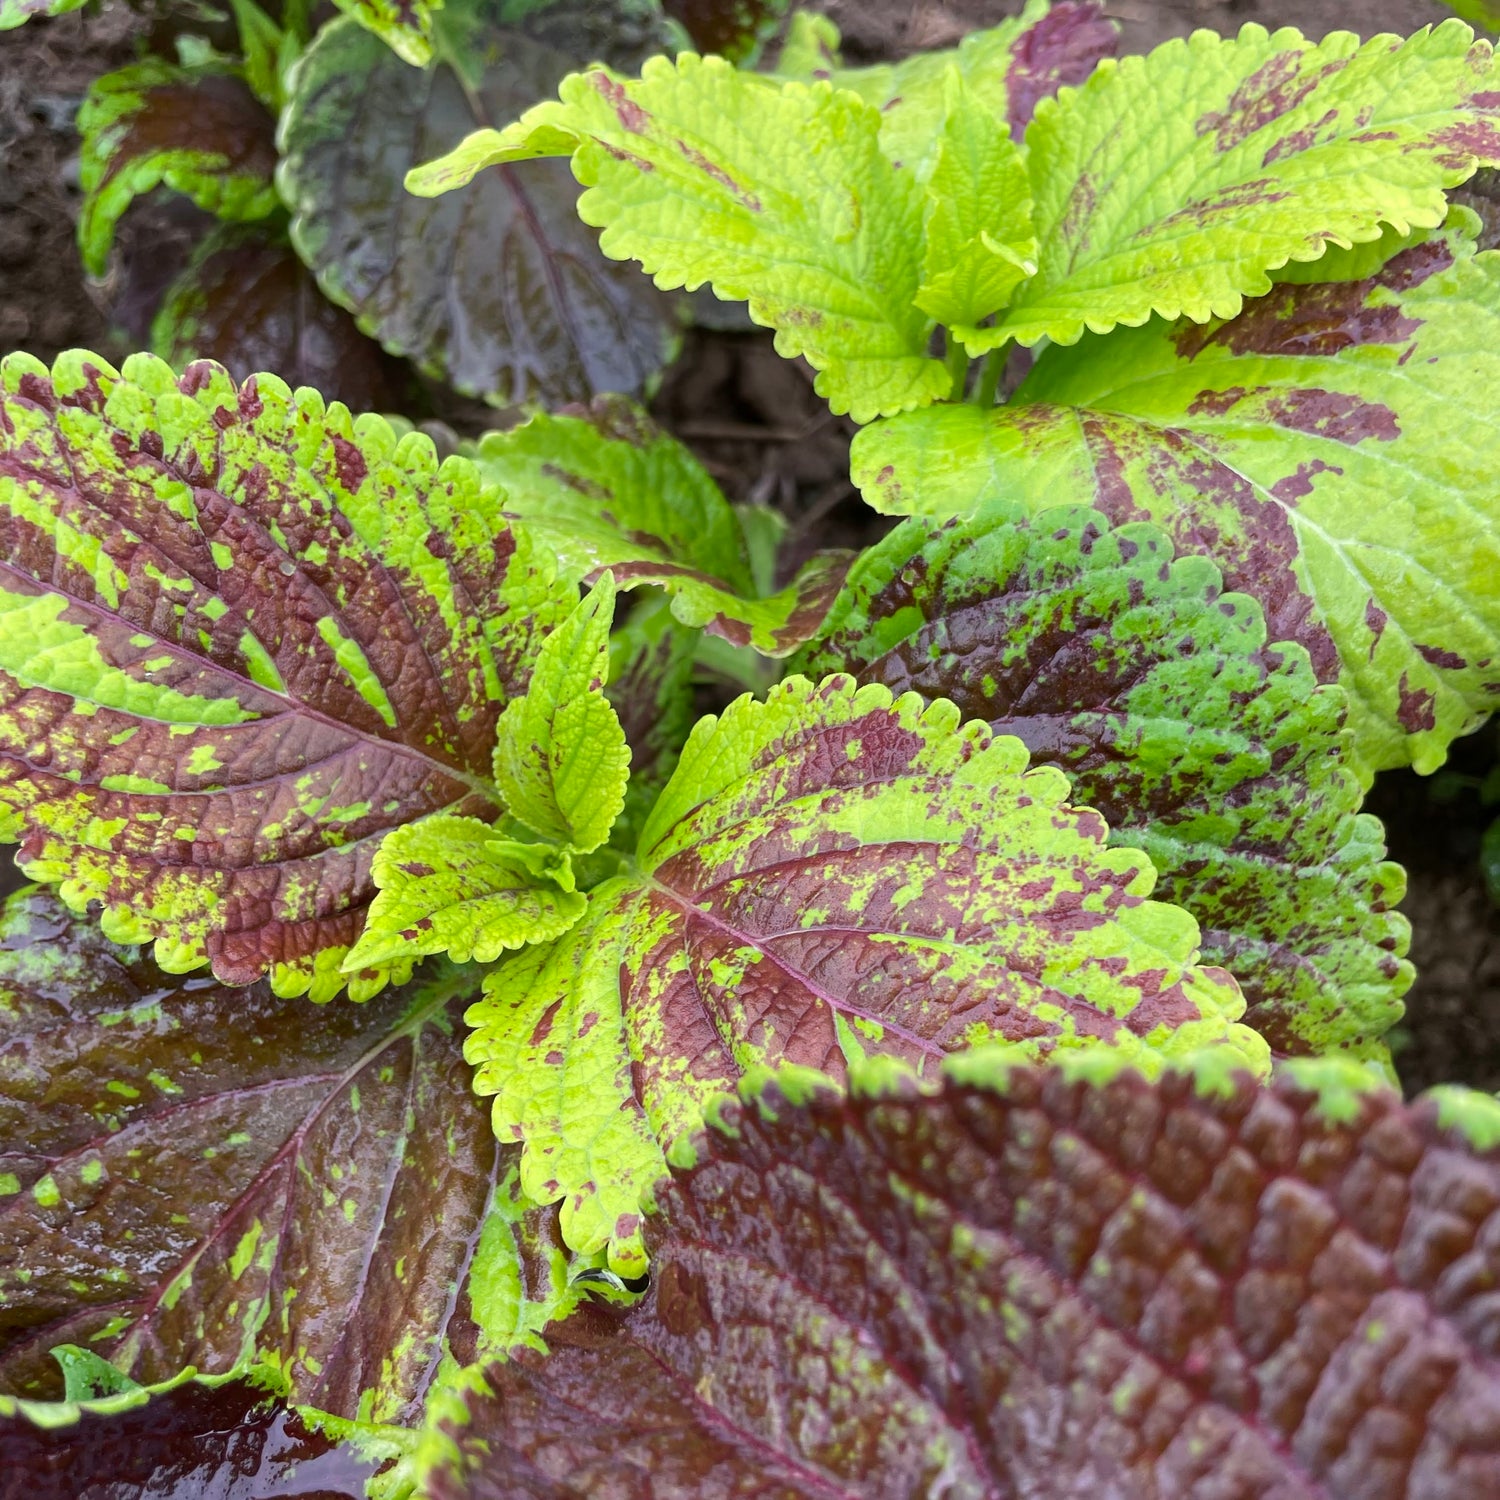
1004, 1, 1120, 139
435, 1060, 1500, 1500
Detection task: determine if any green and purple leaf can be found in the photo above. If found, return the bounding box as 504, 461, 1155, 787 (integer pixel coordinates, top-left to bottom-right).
77, 60, 280, 279
476, 398, 850, 655
331, 0, 442, 68
0, 350, 572, 998
150, 222, 410, 415
278, 0, 680, 407
856, 216, 1500, 775
433, 1055, 1500, 1500
466, 674, 1267, 1273
797, 504, 1412, 1068
0, 0, 85, 29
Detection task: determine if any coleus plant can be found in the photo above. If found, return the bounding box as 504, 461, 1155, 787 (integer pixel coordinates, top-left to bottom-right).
5, 3, 1500, 1497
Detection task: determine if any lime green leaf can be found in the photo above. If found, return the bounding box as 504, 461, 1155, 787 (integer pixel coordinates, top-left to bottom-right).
343, 816, 586, 971
493, 574, 630, 854
467, 674, 1267, 1271
916, 70, 1037, 331
406, 54, 949, 422
77, 60, 280, 278
478, 398, 849, 654
855, 216, 1500, 775
974, 21, 1500, 352
0, 350, 572, 999
796, 504, 1411, 1069
331, 0, 441, 66
0, 0, 85, 32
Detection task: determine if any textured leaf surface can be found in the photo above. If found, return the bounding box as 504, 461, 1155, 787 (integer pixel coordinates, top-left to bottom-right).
855, 221, 1500, 774
2, 1379, 376, 1498
477, 398, 849, 654
77, 60, 279, 278
797, 504, 1412, 1064
150, 222, 408, 414
279, 3, 679, 407
466, 674, 1266, 1271
786, 0, 1118, 174
331, 0, 440, 66
435, 1057, 1500, 1500
0, 0, 84, 28
0, 887, 599, 1453
975, 21, 1500, 351
0, 349, 571, 996
407, 53, 950, 422
492, 574, 629, 854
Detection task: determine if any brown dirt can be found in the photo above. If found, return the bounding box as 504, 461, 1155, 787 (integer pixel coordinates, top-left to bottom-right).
2, 0, 1498, 1096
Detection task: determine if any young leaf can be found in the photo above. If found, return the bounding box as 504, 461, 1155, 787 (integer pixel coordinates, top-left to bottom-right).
662, 0, 790, 65
278, 1, 680, 407
151, 222, 407, 413
0, 350, 572, 998
492, 574, 630, 854
343, 816, 585, 971
433, 1056, 1500, 1500
782, 0, 1119, 174
406, 53, 951, 422
972, 21, 1500, 353
916, 70, 1038, 331
854, 216, 1500, 775
0, 887, 602, 1454
0, 0, 85, 29
467, 674, 1268, 1272
476, 398, 849, 654
77, 60, 280, 278
796, 504, 1412, 1066
331, 0, 441, 67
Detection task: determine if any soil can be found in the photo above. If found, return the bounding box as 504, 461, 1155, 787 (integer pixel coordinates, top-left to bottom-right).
2, 0, 1498, 1098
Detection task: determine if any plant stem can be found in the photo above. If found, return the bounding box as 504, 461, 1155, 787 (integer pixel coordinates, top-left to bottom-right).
971, 349, 1003, 408
945, 339, 970, 401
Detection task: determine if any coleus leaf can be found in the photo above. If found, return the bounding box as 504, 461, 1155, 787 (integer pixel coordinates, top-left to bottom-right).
662, 0, 790, 65
1449, 1, 1500, 34
0, 349, 572, 998
796, 503, 1413, 1067
967, 19, 1500, 353
476, 397, 850, 654
150, 221, 409, 415
278, 0, 680, 407
331, 0, 442, 68
783, 0, 1119, 174
77, 60, 280, 279
406, 53, 952, 423
0, 0, 84, 29
465, 673, 1267, 1273
0, 886, 604, 1469
492, 572, 629, 854
432, 1054, 1500, 1500
854, 214, 1500, 775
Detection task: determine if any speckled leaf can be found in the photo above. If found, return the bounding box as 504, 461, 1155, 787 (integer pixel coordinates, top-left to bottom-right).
343, 816, 585, 971
854, 215, 1500, 775
332, 0, 441, 67
781, 0, 1118, 175
477, 398, 850, 654
797, 504, 1412, 1067
406, 53, 951, 422
606, 596, 697, 853
663, 0, 790, 64
77, 60, 280, 278
0, 349, 573, 998
466, 673, 1267, 1272
0, 886, 603, 1458
150, 222, 409, 414
970, 20, 1500, 353
278, 1, 679, 407
0, 0, 85, 29
433, 1054, 1500, 1500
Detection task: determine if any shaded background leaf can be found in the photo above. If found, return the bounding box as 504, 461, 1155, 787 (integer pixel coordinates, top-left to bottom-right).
278, 0, 682, 407
436, 1057, 1500, 1500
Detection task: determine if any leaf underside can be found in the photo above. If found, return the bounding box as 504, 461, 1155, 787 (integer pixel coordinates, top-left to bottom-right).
0, 349, 571, 998
279, 3, 680, 407
435, 1058, 1500, 1500
466, 673, 1267, 1273
797, 504, 1412, 1065
855, 217, 1500, 775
